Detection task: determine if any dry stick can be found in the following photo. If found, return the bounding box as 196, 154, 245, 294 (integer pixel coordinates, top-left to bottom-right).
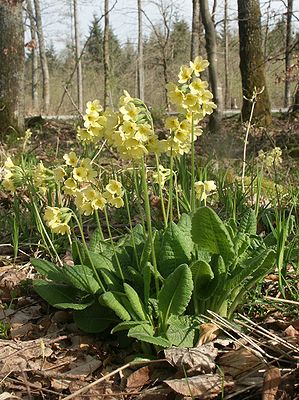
264, 295, 299, 306
55, 0, 118, 116
7, 377, 62, 397
63, 86, 84, 118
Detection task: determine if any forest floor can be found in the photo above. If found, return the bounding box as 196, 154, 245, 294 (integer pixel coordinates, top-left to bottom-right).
0, 113, 298, 399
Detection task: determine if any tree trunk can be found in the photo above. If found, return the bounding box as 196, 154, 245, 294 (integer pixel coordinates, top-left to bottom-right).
292, 83, 299, 113
284, 0, 293, 108
199, 0, 222, 132
191, 0, 204, 60
103, 0, 110, 109
73, 0, 83, 112
26, 0, 39, 113
238, 0, 271, 125
33, 0, 50, 114
137, 0, 144, 100
223, 0, 230, 109
0, 0, 25, 135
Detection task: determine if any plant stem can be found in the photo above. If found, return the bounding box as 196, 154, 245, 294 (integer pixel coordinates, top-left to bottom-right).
190, 113, 196, 213
241, 98, 256, 193
155, 154, 167, 228
141, 159, 159, 297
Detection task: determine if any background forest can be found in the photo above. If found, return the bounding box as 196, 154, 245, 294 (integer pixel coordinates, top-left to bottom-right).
22, 0, 299, 117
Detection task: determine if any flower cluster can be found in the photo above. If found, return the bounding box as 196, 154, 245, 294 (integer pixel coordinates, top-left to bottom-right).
44, 207, 72, 235
257, 147, 282, 168
54, 151, 124, 216
194, 180, 217, 201
163, 56, 216, 157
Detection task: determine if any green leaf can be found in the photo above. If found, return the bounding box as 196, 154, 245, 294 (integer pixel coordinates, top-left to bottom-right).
167, 315, 198, 347
33, 280, 91, 310
99, 291, 131, 321
128, 324, 171, 347
30, 258, 65, 282
192, 206, 235, 264
89, 228, 104, 253
239, 209, 257, 235
159, 222, 193, 277
111, 320, 148, 334
190, 260, 214, 300
74, 302, 118, 333
158, 264, 193, 323
124, 283, 147, 320
62, 265, 101, 294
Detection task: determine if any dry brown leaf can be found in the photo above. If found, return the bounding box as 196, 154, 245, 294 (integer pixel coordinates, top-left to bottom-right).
262, 367, 281, 400
164, 374, 233, 398
164, 343, 218, 373
284, 325, 299, 337
198, 323, 220, 345
0, 393, 21, 400
126, 366, 151, 389
0, 338, 53, 376
218, 346, 265, 379
66, 355, 102, 377
135, 385, 172, 400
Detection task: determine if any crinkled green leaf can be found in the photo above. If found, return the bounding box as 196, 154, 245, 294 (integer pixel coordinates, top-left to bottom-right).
192, 206, 235, 264
74, 302, 118, 333
128, 324, 171, 347
62, 265, 101, 294
30, 258, 65, 282
124, 283, 147, 320
167, 315, 198, 347
111, 320, 148, 334
158, 264, 193, 323
159, 222, 193, 277
99, 291, 131, 321
239, 209, 257, 235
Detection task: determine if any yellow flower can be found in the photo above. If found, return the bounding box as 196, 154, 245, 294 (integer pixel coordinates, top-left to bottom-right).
53, 166, 66, 182
4, 157, 14, 169
204, 180, 217, 192
120, 102, 138, 121
44, 206, 60, 226
86, 99, 102, 114
194, 181, 206, 200
80, 202, 94, 216
190, 56, 209, 76
110, 196, 124, 208
92, 195, 107, 210
2, 179, 15, 192
119, 90, 133, 107
63, 151, 78, 167
183, 93, 198, 109
178, 65, 193, 83
106, 179, 123, 196
63, 178, 77, 195
165, 116, 180, 131
82, 186, 97, 201
86, 167, 97, 181
51, 222, 71, 235
73, 166, 88, 182
189, 78, 208, 94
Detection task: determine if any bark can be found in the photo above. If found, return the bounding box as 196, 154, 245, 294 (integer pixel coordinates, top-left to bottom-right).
103, 0, 110, 109
284, 0, 293, 108
137, 0, 144, 100
33, 0, 50, 114
292, 83, 299, 113
191, 0, 204, 60
224, 0, 230, 109
0, 0, 25, 135
26, 0, 39, 113
238, 0, 272, 125
73, 0, 83, 112
199, 0, 222, 132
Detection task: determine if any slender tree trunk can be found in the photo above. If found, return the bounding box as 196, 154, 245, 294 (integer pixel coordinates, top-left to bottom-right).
191, 0, 205, 59
26, 0, 39, 113
284, 0, 293, 108
137, 0, 144, 100
103, 0, 110, 109
238, 0, 271, 125
224, 0, 230, 110
0, 0, 24, 135
33, 0, 50, 114
292, 83, 299, 113
73, 0, 83, 112
199, 0, 222, 132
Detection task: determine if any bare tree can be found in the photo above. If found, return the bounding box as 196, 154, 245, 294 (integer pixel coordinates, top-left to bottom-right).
223, 0, 230, 109
103, 0, 110, 109
199, 0, 222, 132
284, 0, 293, 108
0, 0, 24, 135
137, 0, 145, 100
33, 0, 50, 114
191, 0, 204, 60
73, 0, 83, 112
238, 0, 271, 125
26, 0, 39, 113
